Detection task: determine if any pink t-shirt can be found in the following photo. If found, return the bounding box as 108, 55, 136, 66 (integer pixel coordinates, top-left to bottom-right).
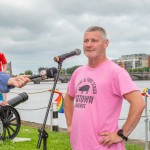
67, 60, 138, 150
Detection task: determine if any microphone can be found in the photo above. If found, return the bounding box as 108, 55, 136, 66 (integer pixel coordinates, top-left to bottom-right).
54, 49, 81, 63
29, 67, 57, 80
7, 92, 29, 107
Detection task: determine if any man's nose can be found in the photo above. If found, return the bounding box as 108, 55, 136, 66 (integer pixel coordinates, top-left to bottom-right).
86, 41, 92, 47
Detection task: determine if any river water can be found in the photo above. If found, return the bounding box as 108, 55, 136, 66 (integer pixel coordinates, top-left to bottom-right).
7, 80, 150, 141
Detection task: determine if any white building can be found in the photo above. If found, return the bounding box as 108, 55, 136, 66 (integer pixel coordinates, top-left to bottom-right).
116, 54, 149, 69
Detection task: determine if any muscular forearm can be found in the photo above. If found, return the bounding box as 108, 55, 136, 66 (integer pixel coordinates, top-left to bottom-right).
64, 93, 74, 128
122, 104, 144, 136
122, 92, 146, 137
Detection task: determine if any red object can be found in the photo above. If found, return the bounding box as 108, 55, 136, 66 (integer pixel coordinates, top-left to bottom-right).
0, 53, 7, 71
141, 93, 145, 96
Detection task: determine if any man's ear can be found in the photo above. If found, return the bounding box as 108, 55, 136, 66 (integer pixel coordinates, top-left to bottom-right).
104, 39, 109, 49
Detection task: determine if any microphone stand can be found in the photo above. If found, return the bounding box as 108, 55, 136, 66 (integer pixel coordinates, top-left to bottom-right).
36, 62, 62, 150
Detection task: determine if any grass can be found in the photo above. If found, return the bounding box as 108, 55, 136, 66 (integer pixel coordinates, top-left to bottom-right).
0, 125, 145, 150
0, 126, 71, 150
125, 144, 144, 150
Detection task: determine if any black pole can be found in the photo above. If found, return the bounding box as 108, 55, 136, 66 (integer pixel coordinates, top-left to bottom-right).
36, 62, 62, 150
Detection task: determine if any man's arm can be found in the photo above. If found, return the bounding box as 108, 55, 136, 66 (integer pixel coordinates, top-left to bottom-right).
0, 72, 30, 93
121, 91, 146, 137
64, 92, 74, 135
0, 72, 12, 93
7, 75, 31, 88
100, 91, 146, 148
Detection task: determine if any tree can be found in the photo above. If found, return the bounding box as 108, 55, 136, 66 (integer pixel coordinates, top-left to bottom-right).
66, 65, 81, 74
60, 68, 66, 74
38, 67, 48, 73
132, 68, 138, 72
19, 73, 24, 75
137, 68, 143, 72
24, 70, 33, 75
127, 68, 132, 73
143, 67, 150, 72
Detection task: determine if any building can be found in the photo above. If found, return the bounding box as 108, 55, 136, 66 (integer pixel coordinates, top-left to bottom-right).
114, 54, 150, 70
148, 55, 150, 67
113, 59, 125, 68
6, 61, 12, 75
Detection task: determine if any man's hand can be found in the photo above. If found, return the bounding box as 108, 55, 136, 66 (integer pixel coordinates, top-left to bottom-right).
99, 131, 123, 148
7, 75, 31, 88
67, 125, 72, 136
0, 101, 8, 106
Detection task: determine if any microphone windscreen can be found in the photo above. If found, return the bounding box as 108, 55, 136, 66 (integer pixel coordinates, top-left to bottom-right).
46, 67, 57, 78
75, 49, 81, 55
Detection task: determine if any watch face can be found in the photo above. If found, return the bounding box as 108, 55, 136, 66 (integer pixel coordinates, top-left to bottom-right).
118, 129, 123, 135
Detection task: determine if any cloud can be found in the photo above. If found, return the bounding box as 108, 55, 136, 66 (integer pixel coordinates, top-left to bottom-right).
0, 0, 150, 74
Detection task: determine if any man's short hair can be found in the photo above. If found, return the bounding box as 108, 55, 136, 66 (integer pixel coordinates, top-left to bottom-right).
85, 26, 107, 40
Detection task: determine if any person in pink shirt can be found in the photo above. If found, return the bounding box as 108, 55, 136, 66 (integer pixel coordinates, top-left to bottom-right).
64, 26, 146, 150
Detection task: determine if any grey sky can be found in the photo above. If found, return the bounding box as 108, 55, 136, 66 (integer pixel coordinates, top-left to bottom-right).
0, 0, 150, 74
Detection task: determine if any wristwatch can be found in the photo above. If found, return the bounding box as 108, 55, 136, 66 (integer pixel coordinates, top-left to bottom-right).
117, 129, 128, 141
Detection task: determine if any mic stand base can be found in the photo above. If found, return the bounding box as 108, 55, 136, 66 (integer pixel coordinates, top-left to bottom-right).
37, 129, 48, 150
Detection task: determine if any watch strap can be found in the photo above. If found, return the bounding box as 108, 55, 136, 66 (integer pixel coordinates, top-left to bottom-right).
117, 129, 128, 141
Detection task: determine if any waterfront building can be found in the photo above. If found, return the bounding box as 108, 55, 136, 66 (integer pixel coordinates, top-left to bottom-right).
6, 61, 12, 75
113, 54, 150, 70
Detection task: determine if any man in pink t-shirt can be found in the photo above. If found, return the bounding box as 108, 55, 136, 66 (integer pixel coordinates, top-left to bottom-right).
64, 26, 146, 150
